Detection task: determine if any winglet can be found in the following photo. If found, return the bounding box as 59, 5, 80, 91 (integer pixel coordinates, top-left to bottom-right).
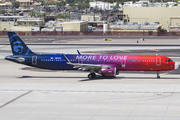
77, 50, 81, 55
62, 54, 71, 63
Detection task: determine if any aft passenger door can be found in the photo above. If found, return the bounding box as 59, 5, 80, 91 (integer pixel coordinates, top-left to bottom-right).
32, 56, 37, 65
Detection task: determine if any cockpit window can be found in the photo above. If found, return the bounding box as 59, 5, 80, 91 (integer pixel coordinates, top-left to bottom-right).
166, 59, 173, 62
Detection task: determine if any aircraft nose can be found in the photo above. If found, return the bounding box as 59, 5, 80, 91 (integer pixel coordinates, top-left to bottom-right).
175, 62, 179, 70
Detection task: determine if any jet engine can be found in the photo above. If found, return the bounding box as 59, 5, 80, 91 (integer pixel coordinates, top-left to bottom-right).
101, 67, 116, 77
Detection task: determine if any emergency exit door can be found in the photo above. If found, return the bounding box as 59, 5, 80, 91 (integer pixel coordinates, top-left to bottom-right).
121, 59, 126, 68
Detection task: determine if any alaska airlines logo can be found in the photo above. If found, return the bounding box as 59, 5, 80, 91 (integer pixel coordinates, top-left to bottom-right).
13, 40, 24, 54
9, 34, 31, 55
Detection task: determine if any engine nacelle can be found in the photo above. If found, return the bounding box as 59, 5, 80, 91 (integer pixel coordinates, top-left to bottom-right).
101, 67, 116, 77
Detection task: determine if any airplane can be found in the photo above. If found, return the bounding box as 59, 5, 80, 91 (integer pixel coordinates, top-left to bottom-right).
5, 31, 179, 79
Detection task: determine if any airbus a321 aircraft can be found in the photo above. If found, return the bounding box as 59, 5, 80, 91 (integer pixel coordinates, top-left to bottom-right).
5, 31, 179, 79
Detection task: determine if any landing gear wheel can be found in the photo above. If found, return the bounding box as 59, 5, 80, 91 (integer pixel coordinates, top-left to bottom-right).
157, 76, 160, 78
88, 73, 96, 79
88, 74, 93, 79
92, 73, 96, 78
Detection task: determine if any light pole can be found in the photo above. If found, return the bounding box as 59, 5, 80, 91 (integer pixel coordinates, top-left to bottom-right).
14, 0, 16, 15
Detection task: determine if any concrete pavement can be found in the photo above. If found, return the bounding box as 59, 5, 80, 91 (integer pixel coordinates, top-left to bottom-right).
0, 43, 180, 120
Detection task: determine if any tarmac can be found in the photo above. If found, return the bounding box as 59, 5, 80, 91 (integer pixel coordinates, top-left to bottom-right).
1, 35, 180, 44
0, 37, 180, 120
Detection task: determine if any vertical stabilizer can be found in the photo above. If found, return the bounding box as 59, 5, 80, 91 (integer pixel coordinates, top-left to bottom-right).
7, 31, 34, 55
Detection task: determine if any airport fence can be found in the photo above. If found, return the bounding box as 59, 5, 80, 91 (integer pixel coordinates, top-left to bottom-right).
1, 31, 180, 36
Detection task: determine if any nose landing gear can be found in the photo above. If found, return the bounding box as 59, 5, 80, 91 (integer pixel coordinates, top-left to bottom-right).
157, 71, 160, 78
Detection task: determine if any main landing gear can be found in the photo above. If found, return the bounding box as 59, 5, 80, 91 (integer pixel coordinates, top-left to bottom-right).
88, 73, 96, 79
157, 71, 160, 78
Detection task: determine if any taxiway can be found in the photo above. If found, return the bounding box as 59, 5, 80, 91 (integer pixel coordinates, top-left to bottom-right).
0, 40, 180, 120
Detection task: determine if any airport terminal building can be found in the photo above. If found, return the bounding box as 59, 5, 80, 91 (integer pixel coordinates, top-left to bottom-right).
123, 7, 180, 31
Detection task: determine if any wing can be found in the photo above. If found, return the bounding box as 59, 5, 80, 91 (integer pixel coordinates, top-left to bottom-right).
62, 54, 111, 70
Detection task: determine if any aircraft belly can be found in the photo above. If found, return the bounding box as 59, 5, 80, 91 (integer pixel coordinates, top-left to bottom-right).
37, 61, 74, 70
122, 63, 158, 71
